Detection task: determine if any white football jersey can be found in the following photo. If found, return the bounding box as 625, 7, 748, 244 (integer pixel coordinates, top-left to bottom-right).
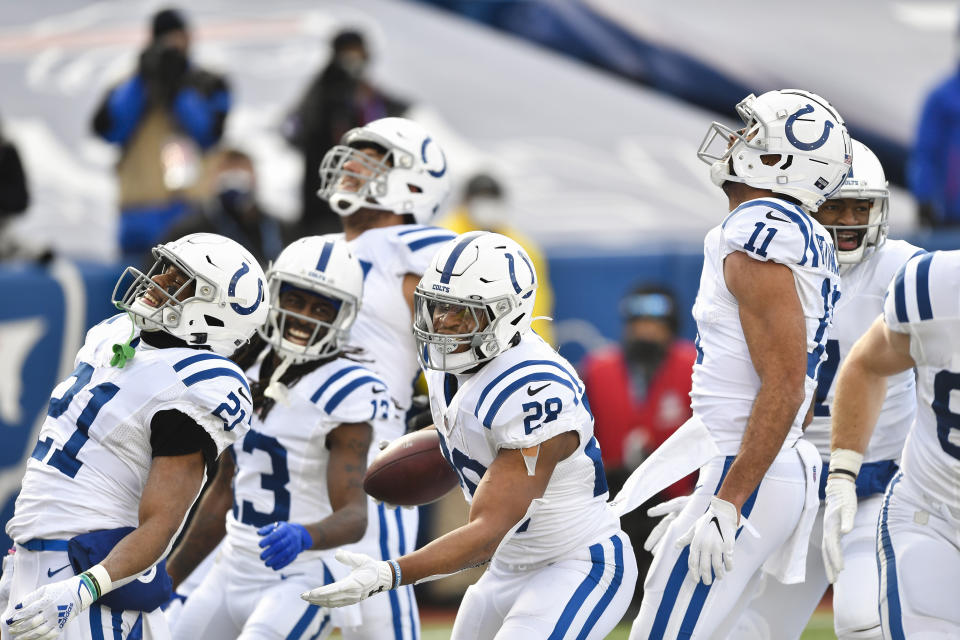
225, 356, 390, 571
424, 333, 620, 567
690, 197, 842, 455
883, 250, 960, 513
8, 314, 250, 542
348, 224, 456, 438
805, 239, 925, 461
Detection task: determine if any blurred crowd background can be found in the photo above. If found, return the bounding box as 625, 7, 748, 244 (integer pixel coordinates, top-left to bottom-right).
2, 0, 960, 613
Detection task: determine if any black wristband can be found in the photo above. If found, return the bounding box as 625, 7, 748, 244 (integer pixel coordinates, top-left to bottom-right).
829, 468, 858, 481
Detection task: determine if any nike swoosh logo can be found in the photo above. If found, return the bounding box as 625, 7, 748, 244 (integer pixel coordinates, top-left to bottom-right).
372, 387, 385, 394
47, 564, 71, 578
527, 383, 550, 396
765, 211, 791, 223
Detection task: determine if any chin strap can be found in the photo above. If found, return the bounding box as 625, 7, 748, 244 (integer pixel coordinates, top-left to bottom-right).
110, 308, 138, 368
264, 357, 294, 405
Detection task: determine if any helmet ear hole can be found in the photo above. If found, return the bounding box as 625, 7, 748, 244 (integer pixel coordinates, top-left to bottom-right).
204, 314, 225, 327
760, 154, 781, 167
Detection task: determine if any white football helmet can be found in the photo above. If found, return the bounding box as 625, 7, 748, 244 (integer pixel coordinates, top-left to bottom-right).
414, 231, 537, 372
258, 236, 364, 363
697, 89, 852, 211
113, 233, 267, 356
822, 139, 890, 265
318, 117, 450, 224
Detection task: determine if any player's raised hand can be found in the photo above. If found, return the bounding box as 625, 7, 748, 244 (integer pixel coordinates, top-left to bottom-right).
300, 550, 396, 607
676, 496, 737, 586
257, 521, 313, 570
644, 495, 690, 555
5, 570, 101, 639
822, 473, 858, 583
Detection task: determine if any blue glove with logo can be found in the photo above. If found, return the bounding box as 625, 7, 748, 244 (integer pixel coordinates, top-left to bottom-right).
258, 522, 313, 570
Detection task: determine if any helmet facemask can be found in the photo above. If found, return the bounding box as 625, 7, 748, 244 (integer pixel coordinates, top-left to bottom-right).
318, 140, 409, 217
414, 289, 510, 373
112, 247, 217, 336
258, 279, 358, 364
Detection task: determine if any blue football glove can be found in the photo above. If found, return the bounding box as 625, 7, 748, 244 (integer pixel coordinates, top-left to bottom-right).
257, 522, 313, 570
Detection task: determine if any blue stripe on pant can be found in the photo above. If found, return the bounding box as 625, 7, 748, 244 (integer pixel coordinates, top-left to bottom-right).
395, 508, 419, 639
877, 472, 906, 640
548, 542, 606, 639
378, 503, 406, 640
576, 535, 626, 640
649, 455, 759, 639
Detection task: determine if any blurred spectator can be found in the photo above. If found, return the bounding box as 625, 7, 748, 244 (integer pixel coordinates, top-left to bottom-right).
579, 284, 695, 606
161, 148, 284, 268
92, 7, 231, 262
283, 29, 408, 237
437, 173, 555, 344
0, 114, 29, 259
580, 285, 696, 487
908, 33, 960, 228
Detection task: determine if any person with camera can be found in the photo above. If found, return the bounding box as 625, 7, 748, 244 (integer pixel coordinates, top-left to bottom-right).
92, 8, 231, 264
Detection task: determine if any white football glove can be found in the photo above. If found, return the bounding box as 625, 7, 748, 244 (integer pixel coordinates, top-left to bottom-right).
644, 495, 690, 556
300, 550, 395, 608
676, 496, 738, 586
6, 573, 99, 639
822, 448, 863, 584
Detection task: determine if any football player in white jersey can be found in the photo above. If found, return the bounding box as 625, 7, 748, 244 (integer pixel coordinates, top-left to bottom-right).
717, 141, 926, 639
2, 233, 267, 639
624, 89, 850, 640
301, 231, 637, 639
825, 250, 960, 639
315, 116, 454, 640
166, 236, 388, 640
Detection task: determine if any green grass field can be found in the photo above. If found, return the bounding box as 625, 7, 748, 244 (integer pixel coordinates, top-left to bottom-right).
334, 610, 838, 639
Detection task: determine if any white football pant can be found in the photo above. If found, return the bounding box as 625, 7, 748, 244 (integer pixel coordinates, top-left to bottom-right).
449, 531, 636, 639
630, 451, 807, 640
0, 546, 170, 640
876, 471, 960, 640
729, 494, 885, 639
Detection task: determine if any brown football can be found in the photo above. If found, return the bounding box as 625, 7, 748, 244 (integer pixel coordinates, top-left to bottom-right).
363, 429, 460, 507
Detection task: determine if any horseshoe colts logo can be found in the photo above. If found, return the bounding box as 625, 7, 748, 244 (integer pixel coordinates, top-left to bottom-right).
421, 136, 447, 178
228, 263, 264, 315
785, 104, 834, 151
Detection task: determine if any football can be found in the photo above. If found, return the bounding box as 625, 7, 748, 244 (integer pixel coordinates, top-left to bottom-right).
363, 429, 460, 507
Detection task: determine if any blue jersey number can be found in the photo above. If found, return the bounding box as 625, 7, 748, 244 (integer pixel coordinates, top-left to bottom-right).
521, 397, 562, 435
38, 362, 120, 478
370, 399, 389, 420
213, 390, 247, 431
743, 222, 778, 258
436, 434, 487, 497
933, 371, 960, 461
235, 430, 291, 526
813, 339, 841, 417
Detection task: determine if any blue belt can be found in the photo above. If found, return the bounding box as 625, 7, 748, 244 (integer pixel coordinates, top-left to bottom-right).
818, 459, 900, 501
21, 539, 69, 552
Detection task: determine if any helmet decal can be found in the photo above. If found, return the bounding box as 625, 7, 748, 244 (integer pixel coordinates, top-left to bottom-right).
785, 104, 834, 151
422, 136, 447, 178
439, 233, 481, 284
316, 241, 334, 271
229, 263, 264, 316
504, 253, 522, 294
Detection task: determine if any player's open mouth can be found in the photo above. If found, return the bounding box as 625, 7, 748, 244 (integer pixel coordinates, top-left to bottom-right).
284, 325, 312, 346
836, 230, 861, 251
140, 289, 164, 308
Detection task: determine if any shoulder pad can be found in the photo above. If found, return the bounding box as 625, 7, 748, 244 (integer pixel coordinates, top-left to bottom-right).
472, 358, 584, 448
161, 351, 253, 455
391, 225, 457, 276
721, 199, 816, 266
884, 251, 945, 330
309, 362, 388, 424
